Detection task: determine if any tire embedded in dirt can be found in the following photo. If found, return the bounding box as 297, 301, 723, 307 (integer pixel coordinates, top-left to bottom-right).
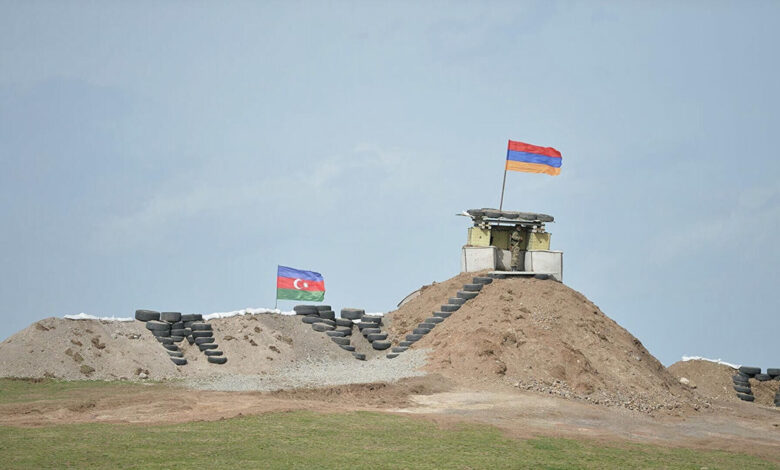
170, 357, 187, 366
312, 323, 335, 332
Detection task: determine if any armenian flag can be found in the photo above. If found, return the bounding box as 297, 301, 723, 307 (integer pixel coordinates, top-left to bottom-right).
506, 140, 562, 176
276, 265, 325, 301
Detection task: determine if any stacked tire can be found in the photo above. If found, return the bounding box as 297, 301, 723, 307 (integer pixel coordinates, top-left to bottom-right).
772, 368, 780, 407
192, 322, 227, 364
390, 276, 492, 358
360, 314, 390, 354
341, 308, 364, 358
732, 369, 754, 402
137, 310, 188, 366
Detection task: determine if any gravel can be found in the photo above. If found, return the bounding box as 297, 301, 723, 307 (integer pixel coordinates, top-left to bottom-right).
183, 348, 429, 392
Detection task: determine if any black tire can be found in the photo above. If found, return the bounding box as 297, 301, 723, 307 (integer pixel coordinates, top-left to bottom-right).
335, 327, 352, 336
319, 311, 336, 320
181, 313, 202, 322
386, 353, 399, 359
204, 350, 223, 356
192, 331, 213, 338
340, 308, 364, 320
367, 333, 388, 342
433, 312, 452, 318
399, 341, 414, 347
326, 331, 345, 337
302, 316, 320, 324
463, 283, 483, 292
315, 305, 332, 312
294, 305, 318, 315
170, 336, 184, 342
493, 273, 507, 279
191, 322, 212, 331
145, 320, 170, 331
473, 276, 493, 285
732, 377, 749, 386
441, 304, 460, 312
767, 368, 780, 376
171, 329, 187, 336
372, 340, 391, 350
362, 328, 381, 336
353, 353, 366, 361
419, 323, 437, 330
738, 366, 761, 376
335, 318, 353, 327
340, 344, 356, 352
170, 322, 184, 330
156, 337, 174, 344
170, 357, 187, 366
392, 346, 408, 353
319, 319, 336, 327
312, 323, 335, 332
737, 393, 755, 402
199, 343, 218, 351
425, 317, 444, 324
152, 329, 171, 337
195, 337, 215, 345
456, 291, 479, 300
406, 334, 422, 342
448, 297, 466, 305
733, 385, 752, 394
208, 356, 227, 364
331, 337, 351, 345
163, 344, 179, 351
754, 374, 772, 382
135, 309, 160, 322
168, 350, 183, 357
186, 336, 195, 345
361, 314, 382, 323
413, 328, 431, 335
160, 311, 182, 322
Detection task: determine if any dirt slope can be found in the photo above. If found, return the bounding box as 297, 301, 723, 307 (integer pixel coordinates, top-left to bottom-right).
0, 314, 352, 381
668, 360, 780, 407
386, 275, 698, 413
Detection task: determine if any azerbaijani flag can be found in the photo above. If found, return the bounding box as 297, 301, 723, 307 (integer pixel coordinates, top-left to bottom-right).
276, 265, 325, 301
506, 140, 562, 176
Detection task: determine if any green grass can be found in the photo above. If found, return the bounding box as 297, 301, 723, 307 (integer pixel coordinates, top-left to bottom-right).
0, 378, 143, 404
0, 411, 775, 469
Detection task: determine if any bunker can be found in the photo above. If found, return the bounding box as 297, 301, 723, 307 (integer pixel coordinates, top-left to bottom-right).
459, 208, 563, 281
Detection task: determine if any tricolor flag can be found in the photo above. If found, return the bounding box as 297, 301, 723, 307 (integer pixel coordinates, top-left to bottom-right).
276, 265, 325, 301
506, 140, 562, 176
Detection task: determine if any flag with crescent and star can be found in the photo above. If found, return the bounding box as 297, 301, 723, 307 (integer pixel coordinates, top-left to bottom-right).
276, 265, 325, 301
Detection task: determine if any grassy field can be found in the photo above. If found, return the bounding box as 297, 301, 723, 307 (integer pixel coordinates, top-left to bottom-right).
0, 379, 776, 469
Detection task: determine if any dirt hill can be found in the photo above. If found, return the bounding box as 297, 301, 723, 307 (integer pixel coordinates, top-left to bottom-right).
385, 275, 698, 413
668, 359, 779, 407
0, 314, 353, 381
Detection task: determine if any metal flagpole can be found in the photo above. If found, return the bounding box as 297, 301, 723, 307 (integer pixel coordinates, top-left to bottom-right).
499, 166, 508, 211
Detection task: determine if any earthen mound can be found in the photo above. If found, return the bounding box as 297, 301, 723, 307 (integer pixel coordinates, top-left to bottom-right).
0, 314, 349, 381
668, 359, 779, 407
386, 275, 697, 412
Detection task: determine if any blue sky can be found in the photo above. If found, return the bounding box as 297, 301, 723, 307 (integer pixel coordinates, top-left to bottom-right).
1, 1, 778, 367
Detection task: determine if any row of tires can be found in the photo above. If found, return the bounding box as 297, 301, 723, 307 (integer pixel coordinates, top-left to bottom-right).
294, 306, 388, 360
386, 275, 495, 359
135, 310, 227, 365
732, 366, 780, 406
